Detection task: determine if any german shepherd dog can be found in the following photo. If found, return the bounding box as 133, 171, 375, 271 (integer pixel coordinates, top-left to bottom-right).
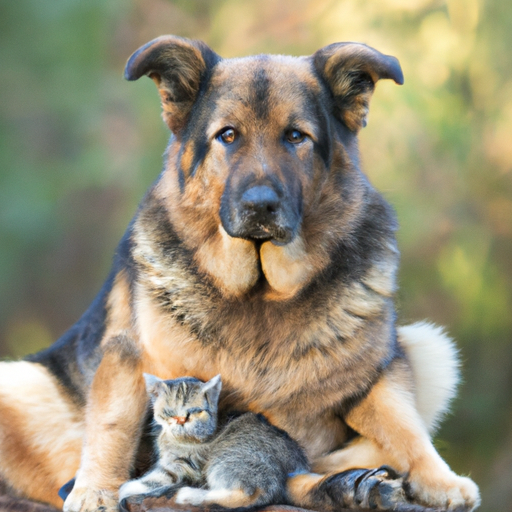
0, 36, 480, 512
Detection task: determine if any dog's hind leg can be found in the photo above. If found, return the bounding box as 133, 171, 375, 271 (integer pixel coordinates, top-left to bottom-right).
310, 322, 479, 511
287, 469, 410, 511
0, 361, 84, 508
343, 359, 479, 510
63, 335, 148, 512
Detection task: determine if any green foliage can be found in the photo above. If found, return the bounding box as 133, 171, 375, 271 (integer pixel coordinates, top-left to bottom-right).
1, 0, 511, 509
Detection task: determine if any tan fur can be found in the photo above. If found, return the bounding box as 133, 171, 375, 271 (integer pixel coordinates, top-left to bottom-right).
260, 235, 316, 300
134, 287, 217, 381
312, 437, 388, 475
342, 360, 479, 509
64, 336, 148, 511
102, 270, 133, 345
0, 362, 83, 507
194, 225, 259, 297
314, 322, 461, 476
286, 473, 325, 509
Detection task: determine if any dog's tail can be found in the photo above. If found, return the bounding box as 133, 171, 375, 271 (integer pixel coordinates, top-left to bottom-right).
397, 321, 461, 433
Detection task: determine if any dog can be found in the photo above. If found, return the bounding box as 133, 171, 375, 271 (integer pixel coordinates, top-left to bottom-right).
0, 36, 480, 512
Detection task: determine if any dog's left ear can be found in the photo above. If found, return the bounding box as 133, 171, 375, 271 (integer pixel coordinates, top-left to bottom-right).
313, 43, 404, 132
124, 35, 221, 133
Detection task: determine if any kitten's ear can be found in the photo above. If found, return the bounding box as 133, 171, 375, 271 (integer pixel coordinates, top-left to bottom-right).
202, 374, 222, 406
144, 373, 165, 400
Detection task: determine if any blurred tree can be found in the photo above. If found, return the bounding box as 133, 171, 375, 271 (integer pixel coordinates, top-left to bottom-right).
1, 0, 511, 510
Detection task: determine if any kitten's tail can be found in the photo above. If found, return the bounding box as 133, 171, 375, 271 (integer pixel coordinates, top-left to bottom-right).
174, 486, 263, 508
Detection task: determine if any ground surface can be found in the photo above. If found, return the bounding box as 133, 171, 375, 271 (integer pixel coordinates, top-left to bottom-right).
0, 478, 441, 512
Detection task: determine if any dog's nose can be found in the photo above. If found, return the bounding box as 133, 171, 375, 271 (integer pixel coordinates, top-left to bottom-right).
241, 186, 280, 217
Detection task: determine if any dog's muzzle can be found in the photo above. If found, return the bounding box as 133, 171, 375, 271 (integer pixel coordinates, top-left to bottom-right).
220, 184, 301, 245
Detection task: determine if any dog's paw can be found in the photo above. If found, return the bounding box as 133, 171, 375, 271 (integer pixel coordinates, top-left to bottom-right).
319, 465, 409, 510
408, 473, 480, 511
63, 487, 118, 512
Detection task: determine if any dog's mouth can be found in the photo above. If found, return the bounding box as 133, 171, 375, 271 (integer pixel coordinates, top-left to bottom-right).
253, 241, 270, 289
224, 219, 297, 247
242, 226, 293, 245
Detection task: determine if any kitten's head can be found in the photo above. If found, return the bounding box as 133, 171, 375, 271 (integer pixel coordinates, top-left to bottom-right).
144, 374, 222, 442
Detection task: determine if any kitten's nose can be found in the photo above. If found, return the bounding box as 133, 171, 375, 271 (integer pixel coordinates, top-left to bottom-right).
174, 416, 188, 425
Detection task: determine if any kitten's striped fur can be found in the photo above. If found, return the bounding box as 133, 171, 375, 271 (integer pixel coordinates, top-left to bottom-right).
119, 375, 310, 509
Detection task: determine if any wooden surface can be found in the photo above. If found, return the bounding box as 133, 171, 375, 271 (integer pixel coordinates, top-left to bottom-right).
0, 495, 60, 512
0, 494, 444, 512
0, 478, 442, 512
122, 494, 442, 512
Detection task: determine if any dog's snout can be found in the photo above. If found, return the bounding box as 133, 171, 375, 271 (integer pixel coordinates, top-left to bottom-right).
241, 186, 280, 216
220, 177, 302, 245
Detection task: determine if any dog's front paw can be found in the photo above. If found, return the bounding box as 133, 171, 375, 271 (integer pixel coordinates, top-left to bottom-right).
408, 473, 480, 511
63, 487, 118, 512
320, 466, 409, 510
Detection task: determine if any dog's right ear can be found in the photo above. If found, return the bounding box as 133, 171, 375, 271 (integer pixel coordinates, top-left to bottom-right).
125, 36, 221, 133
313, 42, 403, 132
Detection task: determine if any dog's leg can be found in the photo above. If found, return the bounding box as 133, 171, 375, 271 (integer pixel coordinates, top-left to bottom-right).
340, 359, 480, 511
287, 468, 412, 511
313, 436, 389, 475
64, 335, 148, 512
0, 361, 83, 508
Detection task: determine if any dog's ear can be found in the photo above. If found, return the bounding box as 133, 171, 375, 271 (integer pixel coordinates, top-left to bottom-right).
313, 43, 403, 132
125, 36, 221, 133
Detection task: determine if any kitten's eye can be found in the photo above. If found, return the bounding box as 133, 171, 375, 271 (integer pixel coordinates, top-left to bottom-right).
189, 408, 207, 416
217, 127, 237, 145
285, 129, 306, 144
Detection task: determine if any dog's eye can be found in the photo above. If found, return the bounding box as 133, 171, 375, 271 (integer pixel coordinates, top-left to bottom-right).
217, 127, 237, 145
285, 129, 306, 144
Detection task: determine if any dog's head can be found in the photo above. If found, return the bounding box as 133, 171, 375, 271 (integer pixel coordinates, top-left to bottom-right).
126, 36, 403, 300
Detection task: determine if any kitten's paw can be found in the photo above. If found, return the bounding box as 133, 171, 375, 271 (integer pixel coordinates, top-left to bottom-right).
408, 472, 480, 511
320, 466, 409, 510
174, 487, 208, 506
119, 480, 150, 501
63, 487, 118, 512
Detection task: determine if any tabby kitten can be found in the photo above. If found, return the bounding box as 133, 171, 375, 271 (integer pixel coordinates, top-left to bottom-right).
119, 374, 310, 509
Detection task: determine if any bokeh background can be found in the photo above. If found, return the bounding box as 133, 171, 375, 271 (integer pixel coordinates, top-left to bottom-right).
1, 0, 511, 510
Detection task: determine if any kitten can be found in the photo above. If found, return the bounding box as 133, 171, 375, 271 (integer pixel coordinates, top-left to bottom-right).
119, 374, 310, 509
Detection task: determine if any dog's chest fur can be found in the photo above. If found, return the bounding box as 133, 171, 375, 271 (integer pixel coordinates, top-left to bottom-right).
130, 195, 398, 455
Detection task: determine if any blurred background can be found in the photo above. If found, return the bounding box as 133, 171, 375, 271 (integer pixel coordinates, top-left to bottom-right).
0, 0, 511, 509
